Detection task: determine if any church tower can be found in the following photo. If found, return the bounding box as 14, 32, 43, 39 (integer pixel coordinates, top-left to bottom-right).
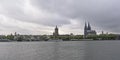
84, 22, 97, 38
53, 25, 59, 36
84, 22, 87, 38
55, 25, 59, 36
87, 22, 91, 30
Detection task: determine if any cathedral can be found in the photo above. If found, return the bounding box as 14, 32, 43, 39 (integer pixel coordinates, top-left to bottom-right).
84, 22, 97, 38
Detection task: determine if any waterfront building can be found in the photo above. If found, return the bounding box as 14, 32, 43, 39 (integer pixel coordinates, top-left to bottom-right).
84, 22, 97, 38
53, 25, 59, 36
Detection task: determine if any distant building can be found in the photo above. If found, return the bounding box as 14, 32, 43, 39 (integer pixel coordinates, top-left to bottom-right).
102, 31, 104, 35
84, 22, 97, 38
53, 26, 59, 36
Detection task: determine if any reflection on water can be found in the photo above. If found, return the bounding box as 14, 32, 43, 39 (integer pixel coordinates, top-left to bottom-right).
0, 41, 120, 60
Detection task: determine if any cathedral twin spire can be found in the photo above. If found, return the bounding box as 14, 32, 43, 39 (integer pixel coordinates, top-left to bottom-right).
84, 22, 96, 38
84, 22, 91, 30
87, 22, 91, 30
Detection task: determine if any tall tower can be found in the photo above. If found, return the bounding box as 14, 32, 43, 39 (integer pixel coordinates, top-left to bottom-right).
84, 22, 87, 38
55, 25, 59, 36
53, 25, 59, 36
87, 22, 91, 30
84, 22, 97, 38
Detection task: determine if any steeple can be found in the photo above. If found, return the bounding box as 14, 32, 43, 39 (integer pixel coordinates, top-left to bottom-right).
84, 22, 87, 30
53, 25, 59, 36
55, 25, 58, 30
87, 22, 91, 30
84, 22, 87, 38
84, 22, 97, 38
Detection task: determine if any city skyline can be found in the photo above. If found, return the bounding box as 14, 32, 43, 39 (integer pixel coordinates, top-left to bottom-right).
0, 0, 120, 35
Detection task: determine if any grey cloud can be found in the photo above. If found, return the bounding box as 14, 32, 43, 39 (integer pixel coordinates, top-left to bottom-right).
0, 0, 70, 27
30, 0, 120, 33
0, 0, 120, 34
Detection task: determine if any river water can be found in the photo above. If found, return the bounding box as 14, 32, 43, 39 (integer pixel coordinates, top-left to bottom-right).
0, 41, 120, 60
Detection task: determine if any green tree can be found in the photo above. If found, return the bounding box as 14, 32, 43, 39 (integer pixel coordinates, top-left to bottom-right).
6, 35, 14, 40
87, 35, 98, 40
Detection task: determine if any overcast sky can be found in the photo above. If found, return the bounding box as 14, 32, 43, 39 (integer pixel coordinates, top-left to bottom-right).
0, 0, 120, 35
